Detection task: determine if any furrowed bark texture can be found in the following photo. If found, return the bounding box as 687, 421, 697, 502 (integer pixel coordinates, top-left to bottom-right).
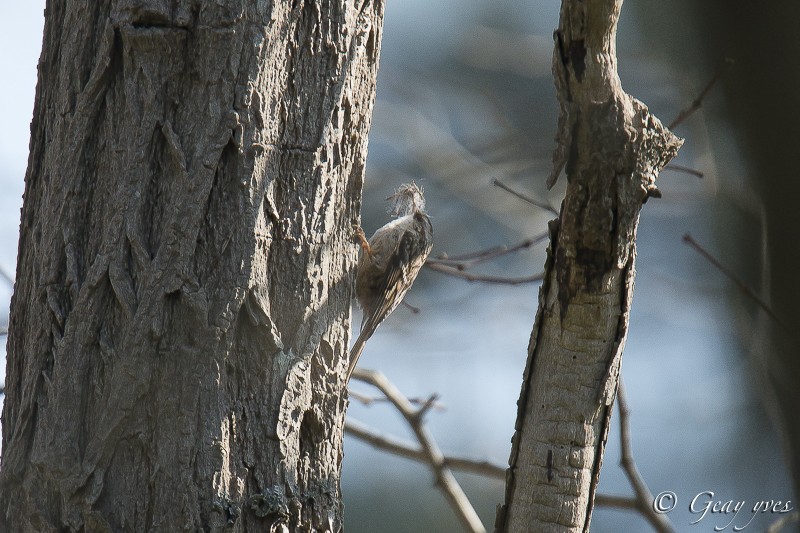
497, 1, 681, 532
0, 1, 384, 531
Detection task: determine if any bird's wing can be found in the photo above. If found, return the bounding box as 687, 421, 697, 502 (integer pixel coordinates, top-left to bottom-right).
359, 227, 419, 337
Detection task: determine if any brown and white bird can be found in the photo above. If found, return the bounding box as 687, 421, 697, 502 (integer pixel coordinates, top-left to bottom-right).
347, 183, 433, 381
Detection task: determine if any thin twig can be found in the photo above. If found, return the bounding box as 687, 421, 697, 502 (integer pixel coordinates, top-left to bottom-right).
435, 248, 506, 264
401, 300, 421, 314
663, 164, 704, 179
414, 393, 441, 420
425, 262, 543, 285
668, 58, 734, 130
346, 417, 650, 512
682, 233, 788, 331
345, 418, 506, 479
618, 379, 676, 533
491, 177, 559, 216
350, 368, 486, 533
436, 246, 506, 263
349, 390, 446, 411
594, 494, 639, 510
432, 232, 549, 268
348, 394, 641, 515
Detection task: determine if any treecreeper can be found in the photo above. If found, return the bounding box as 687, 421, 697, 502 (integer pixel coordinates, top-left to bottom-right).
348, 182, 434, 381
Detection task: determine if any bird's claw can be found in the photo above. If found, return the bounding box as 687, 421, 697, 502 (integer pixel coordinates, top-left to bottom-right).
352, 224, 372, 256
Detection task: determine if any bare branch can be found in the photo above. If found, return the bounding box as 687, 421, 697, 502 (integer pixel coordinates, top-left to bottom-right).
617, 379, 676, 533
401, 300, 421, 314
663, 164, 704, 179
414, 393, 441, 421
426, 262, 543, 285
682, 233, 788, 331
491, 178, 559, 216
432, 232, 549, 267
426, 231, 546, 284
435, 246, 508, 263
349, 390, 446, 411
668, 58, 734, 130
345, 418, 506, 479
347, 408, 650, 515
594, 494, 639, 510
350, 368, 486, 533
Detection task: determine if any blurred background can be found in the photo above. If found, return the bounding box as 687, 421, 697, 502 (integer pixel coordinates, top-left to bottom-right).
1, 1, 797, 532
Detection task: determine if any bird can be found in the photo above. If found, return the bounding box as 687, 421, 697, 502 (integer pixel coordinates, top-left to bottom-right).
347, 182, 433, 381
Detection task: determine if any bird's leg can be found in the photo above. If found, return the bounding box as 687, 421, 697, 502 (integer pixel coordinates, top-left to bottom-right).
352, 225, 372, 257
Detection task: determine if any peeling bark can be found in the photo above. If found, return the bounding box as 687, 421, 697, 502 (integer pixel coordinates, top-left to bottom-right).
497, 1, 681, 532
0, 1, 384, 531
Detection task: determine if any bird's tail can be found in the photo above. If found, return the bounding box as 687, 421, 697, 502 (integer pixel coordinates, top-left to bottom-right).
346, 328, 371, 382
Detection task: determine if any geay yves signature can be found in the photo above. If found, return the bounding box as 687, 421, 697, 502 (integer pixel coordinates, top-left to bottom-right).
653, 489, 794, 530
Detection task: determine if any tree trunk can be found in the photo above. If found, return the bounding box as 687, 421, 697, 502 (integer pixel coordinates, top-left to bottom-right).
0, 1, 384, 531
497, 1, 681, 531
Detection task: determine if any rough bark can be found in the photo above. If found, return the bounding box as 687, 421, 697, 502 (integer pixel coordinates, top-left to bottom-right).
497, 1, 681, 532
0, 1, 384, 531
